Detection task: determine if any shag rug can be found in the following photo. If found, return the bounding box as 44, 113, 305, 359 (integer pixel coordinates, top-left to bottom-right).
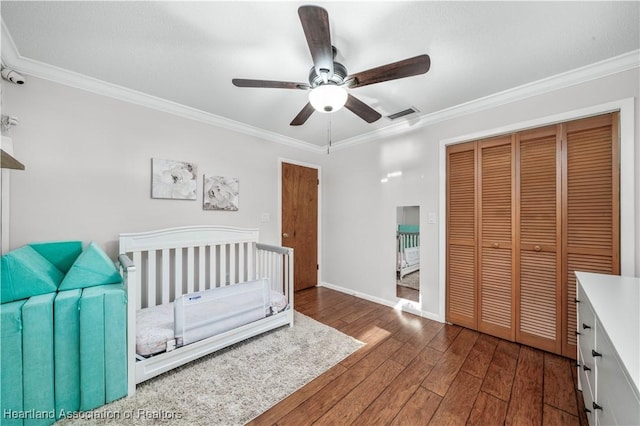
58, 312, 363, 425
397, 270, 420, 290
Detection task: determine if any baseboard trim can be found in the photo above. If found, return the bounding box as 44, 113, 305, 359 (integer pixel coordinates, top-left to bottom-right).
318, 281, 442, 323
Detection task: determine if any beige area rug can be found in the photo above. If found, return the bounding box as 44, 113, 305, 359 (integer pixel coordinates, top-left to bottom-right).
58, 312, 363, 426
397, 270, 420, 290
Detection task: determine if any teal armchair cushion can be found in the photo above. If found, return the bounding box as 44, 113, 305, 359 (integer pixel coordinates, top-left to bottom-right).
22, 292, 56, 426
54, 289, 82, 417
29, 241, 83, 274
58, 242, 122, 290
0, 299, 27, 425
1, 246, 63, 303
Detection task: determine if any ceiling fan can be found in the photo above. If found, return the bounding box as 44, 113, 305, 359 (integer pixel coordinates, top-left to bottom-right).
232, 5, 431, 126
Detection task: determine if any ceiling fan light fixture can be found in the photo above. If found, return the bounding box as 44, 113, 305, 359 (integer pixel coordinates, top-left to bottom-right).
308, 84, 347, 113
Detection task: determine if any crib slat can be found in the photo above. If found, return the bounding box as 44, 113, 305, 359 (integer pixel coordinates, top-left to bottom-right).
247, 242, 255, 280
219, 244, 227, 286
238, 243, 245, 283
209, 245, 217, 288
229, 243, 236, 284
175, 248, 183, 298
133, 251, 142, 310
147, 250, 156, 307
186, 246, 194, 294
198, 246, 205, 292
161, 249, 170, 304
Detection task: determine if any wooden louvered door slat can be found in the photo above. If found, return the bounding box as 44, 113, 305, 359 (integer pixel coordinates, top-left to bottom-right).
478, 136, 514, 340
516, 126, 562, 353
446, 142, 477, 329
562, 113, 619, 358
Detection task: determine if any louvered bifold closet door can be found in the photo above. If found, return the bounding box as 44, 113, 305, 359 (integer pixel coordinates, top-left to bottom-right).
446, 142, 477, 329
478, 136, 515, 340
563, 113, 620, 358
517, 126, 562, 353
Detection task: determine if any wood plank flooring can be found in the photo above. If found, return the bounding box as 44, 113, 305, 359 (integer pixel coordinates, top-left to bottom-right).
248, 287, 587, 425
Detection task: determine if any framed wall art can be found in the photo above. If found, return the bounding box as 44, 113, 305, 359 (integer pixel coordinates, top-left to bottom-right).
151, 158, 197, 200
203, 175, 239, 211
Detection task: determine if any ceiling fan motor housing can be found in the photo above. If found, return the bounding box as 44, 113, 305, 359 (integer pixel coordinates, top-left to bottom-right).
308, 61, 347, 87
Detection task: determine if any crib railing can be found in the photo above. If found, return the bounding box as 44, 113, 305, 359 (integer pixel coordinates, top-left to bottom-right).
257, 243, 294, 307
398, 231, 420, 250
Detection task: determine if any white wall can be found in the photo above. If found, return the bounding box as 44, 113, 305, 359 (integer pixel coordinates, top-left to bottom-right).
321, 68, 639, 320
2, 68, 638, 323
1, 76, 320, 258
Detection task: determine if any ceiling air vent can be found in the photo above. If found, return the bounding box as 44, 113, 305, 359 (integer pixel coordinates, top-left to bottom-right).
386, 107, 419, 120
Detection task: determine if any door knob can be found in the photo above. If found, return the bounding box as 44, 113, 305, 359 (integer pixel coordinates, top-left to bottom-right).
282, 233, 289, 239
492, 242, 499, 249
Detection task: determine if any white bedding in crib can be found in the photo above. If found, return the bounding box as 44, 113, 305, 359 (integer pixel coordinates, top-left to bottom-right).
136, 289, 288, 357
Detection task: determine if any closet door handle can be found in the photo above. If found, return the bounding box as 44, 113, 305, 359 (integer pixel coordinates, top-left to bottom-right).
534, 245, 541, 252
282, 233, 289, 239
492, 242, 499, 249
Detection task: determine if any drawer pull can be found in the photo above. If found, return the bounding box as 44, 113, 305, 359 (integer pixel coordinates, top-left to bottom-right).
583, 365, 591, 372
582, 323, 591, 330
592, 349, 602, 358
592, 402, 603, 411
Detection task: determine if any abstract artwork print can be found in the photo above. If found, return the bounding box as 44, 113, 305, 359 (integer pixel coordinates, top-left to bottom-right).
151, 158, 197, 200
203, 175, 239, 211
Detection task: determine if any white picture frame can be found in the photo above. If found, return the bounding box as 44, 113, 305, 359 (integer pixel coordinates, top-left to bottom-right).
203, 175, 239, 211
151, 158, 197, 200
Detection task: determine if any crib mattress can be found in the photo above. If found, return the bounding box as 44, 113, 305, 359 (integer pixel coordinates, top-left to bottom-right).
136, 289, 289, 357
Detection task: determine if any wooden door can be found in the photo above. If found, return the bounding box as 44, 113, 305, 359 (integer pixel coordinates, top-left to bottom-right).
562, 113, 619, 358
446, 142, 477, 329
281, 162, 318, 292
478, 136, 515, 340
516, 125, 562, 353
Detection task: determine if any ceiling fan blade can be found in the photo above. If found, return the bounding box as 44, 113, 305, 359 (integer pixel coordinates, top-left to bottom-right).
346, 54, 431, 88
290, 102, 315, 126
232, 79, 309, 90
298, 5, 334, 79
344, 94, 382, 123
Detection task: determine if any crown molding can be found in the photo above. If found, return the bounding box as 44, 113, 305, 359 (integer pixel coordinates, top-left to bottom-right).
332, 49, 640, 151
2, 19, 638, 154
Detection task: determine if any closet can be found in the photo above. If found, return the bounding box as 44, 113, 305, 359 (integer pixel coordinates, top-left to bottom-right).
446, 113, 619, 358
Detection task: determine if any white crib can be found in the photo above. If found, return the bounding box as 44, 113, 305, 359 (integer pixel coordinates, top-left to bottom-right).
118, 225, 294, 396
397, 230, 420, 279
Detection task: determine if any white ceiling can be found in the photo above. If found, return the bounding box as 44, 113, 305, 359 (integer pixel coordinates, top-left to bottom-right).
1, 1, 639, 149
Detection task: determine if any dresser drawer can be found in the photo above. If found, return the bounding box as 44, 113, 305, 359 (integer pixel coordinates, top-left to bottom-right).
577, 286, 597, 367
578, 357, 597, 426
594, 327, 640, 426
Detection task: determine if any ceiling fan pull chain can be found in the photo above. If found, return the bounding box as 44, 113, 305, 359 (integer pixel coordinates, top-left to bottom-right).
327, 117, 332, 154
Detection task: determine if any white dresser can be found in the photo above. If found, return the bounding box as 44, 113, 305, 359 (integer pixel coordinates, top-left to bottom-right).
576, 271, 640, 425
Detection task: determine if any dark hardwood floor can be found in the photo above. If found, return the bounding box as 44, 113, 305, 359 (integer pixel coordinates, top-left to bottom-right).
248, 287, 588, 426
